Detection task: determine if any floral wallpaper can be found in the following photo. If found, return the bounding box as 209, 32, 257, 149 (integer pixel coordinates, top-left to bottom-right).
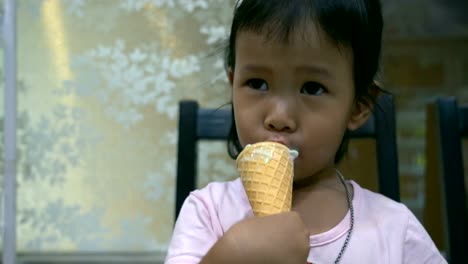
1, 0, 237, 252
0, 0, 466, 256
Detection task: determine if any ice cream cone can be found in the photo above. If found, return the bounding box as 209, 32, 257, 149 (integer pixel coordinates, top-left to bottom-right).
236, 142, 297, 216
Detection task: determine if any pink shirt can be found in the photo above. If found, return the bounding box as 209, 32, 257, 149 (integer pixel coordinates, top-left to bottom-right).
165, 178, 447, 264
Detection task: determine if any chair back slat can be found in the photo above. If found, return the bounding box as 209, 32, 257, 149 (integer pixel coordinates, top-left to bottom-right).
459, 107, 468, 137
375, 94, 400, 202
434, 97, 468, 263
197, 109, 232, 140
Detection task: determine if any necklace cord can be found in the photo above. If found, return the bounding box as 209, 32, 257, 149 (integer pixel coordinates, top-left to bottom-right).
333, 170, 354, 263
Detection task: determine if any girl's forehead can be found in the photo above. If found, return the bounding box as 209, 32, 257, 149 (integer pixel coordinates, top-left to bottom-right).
238, 21, 343, 49
236, 24, 351, 60
235, 32, 352, 74
233, 26, 354, 78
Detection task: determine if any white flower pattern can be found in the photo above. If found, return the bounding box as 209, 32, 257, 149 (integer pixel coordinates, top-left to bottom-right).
3, 0, 236, 252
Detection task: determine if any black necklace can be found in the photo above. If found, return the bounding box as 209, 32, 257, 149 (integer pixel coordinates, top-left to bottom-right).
334, 170, 354, 263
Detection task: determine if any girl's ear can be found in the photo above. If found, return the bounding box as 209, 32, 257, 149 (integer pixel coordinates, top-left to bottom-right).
227, 68, 234, 85
348, 81, 382, 130
347, 100, 373, 131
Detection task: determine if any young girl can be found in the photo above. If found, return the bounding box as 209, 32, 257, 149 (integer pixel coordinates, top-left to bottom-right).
165, 0, 446, 263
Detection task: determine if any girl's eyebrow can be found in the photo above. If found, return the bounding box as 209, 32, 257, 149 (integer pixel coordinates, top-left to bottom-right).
295, 65, 334, 81
239, 64, 273, 75
238, 64, 334, 82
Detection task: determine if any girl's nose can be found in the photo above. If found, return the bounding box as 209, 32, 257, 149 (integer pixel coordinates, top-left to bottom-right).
263, 99, 297, 132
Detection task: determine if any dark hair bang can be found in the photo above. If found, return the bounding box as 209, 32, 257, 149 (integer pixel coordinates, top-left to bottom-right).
232, 0, 315, 44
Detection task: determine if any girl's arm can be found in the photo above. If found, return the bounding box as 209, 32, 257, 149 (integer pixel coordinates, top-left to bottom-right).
165, 193, 220, 264
201, 212, 310, 264
403, 211, 448, 264
165, 186, 309, 264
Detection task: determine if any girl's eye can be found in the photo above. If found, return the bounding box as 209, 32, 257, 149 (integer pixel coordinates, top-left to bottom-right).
246, 79, 268, 91
300, 82, 326, 96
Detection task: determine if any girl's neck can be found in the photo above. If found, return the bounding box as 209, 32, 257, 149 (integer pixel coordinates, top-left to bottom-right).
292, 166, 340, 193
292, 166, 351, 235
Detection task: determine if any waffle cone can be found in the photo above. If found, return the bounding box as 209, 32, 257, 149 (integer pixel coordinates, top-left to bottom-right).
236, 142, 294, 216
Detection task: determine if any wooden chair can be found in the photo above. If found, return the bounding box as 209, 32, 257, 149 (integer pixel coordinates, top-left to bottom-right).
427, 97, 468, 263
175, 94, 400, 220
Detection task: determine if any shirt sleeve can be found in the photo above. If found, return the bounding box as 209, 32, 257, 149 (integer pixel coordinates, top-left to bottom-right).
403, 210, 448, 264
164, 192, 221, 264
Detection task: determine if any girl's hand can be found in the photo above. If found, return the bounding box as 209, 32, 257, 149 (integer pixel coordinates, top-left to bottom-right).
224, 211, 310, 264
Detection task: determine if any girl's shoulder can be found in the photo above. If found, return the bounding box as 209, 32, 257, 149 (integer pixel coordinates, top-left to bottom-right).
352, 180, 422, 230
352, 180, 410, 215
187, 178, 253, 229
191, 177, 245, 202
347, 182, 446, 263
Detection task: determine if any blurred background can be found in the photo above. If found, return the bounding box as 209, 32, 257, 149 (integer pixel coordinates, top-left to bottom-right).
0, 0, 467, 262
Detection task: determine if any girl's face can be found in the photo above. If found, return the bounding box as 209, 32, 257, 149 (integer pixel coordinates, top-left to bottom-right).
229, 24, 371, 182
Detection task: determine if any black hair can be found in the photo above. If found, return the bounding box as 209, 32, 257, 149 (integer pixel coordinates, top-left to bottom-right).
225, 0, 384, 163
